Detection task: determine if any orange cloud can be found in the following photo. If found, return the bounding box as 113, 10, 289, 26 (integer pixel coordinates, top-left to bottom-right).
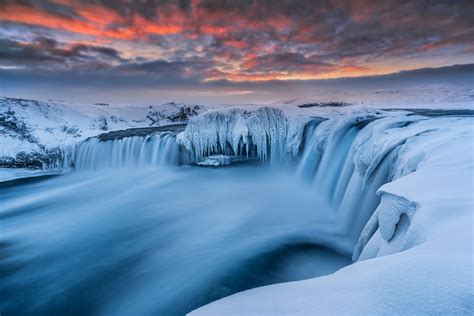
0, 3, 135, 40
0, 3, 183, 40
225, 39, 249, 49
75, 4, 127, 26
132, 14, 183, 36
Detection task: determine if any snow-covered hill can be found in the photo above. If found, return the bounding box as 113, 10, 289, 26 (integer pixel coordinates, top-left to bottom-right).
0, 97, 204, 169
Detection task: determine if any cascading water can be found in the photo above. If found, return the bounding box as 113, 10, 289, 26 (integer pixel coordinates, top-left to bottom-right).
70, 111, 415, 258
68, 111, 401, 258
295, 115, 392, 254
74, 132, 179, 170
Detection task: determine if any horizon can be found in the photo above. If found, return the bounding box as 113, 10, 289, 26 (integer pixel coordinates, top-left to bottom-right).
1, 63, 473, 105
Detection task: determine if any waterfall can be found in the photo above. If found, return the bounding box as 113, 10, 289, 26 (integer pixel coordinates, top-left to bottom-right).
69, 112, 395, 256
74, 132, 179, 170
296, 115, 395, 254
294, 113, 460, 258
69, 110, 453, 260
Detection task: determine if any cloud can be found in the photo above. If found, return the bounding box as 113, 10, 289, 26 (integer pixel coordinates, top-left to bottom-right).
0, 0, 472, 86
0, 36, 123, 70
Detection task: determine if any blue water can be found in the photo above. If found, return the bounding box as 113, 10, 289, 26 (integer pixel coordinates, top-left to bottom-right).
0, 165, 349, 315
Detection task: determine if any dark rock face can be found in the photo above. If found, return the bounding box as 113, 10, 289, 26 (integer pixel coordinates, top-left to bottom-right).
168, 106, 202, 122
0, 109, 38, 143
298, 102, 352, 108
0, 148, 68, 169
146, 105, 203, 126
96, 124, 186, 141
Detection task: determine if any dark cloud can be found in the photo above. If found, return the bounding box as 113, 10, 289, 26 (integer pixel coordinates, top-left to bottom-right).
0, 38, 58, 63
243, 53, 332, 70
0, 36, 123, 70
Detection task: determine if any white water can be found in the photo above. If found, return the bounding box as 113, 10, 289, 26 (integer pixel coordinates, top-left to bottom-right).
74, 132, 179, 170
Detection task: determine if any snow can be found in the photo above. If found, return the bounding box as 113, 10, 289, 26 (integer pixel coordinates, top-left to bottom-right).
275, 83, 474, 109
0, 136, 39, 157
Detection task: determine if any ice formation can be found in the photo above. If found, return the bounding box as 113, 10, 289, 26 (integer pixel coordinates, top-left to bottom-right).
177, 107, 307, 165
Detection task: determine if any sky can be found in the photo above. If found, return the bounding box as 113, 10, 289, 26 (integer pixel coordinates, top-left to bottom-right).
0, 0, 473, 104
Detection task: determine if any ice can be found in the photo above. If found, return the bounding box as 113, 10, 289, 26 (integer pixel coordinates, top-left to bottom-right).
196, 154, 249, 166
353, 193, 418, 261
177, 107, 308, 165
